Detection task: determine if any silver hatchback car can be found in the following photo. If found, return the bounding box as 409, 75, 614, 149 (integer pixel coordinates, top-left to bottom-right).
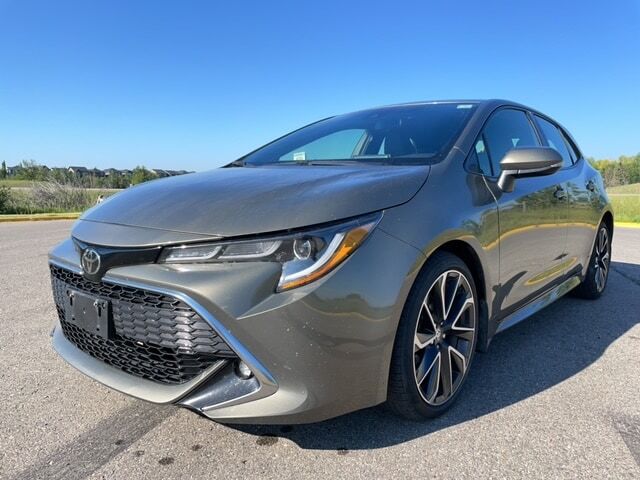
49, 99, 613, 423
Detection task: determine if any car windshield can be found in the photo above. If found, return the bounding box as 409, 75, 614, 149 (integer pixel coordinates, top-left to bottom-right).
240, 103, 478, 166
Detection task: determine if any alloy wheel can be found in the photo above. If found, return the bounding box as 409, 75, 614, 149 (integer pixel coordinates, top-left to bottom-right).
413, 270, 476, 406
594, 227, 610, 292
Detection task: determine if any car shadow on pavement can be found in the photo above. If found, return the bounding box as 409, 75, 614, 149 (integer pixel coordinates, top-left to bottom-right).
232, 261, 640, 450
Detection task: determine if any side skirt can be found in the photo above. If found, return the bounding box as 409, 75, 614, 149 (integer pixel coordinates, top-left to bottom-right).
495, 275, 582, 334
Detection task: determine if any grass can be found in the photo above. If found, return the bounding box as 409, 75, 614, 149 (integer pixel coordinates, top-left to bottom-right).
609, 182, 640, 195
6, 188, 114, 213
0, 181, 119, 215
0, 178, 121, 191
611, 195, 640, 223
0, 179, 34, 188
608, 183, 640, 223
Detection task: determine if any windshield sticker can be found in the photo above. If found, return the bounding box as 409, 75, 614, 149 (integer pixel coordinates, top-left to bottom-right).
293, 152, 306, 161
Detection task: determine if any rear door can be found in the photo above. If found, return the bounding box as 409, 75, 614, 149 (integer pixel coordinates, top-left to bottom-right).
532, 114, 592, 273
476, 108, 569, 316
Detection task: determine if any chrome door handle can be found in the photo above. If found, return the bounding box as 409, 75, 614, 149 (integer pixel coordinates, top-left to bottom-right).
586, 180, 596, 192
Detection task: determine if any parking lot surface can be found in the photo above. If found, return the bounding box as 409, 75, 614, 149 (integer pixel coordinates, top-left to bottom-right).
1, 221, 639, 479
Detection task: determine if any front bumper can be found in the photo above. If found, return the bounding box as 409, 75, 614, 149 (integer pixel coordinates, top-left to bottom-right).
49, 226, 423, 424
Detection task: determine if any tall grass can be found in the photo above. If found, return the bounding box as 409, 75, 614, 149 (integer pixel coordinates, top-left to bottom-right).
608, 182, 640, 195
0, 180, 116, 214
607, 182, 640, 222
611, 195, 640, 223
30, 181, 94, 212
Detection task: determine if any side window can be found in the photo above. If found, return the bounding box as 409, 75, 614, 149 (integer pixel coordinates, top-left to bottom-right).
534, 115, 573, 168
561, 129, 580, 163
482, 109, 539, 175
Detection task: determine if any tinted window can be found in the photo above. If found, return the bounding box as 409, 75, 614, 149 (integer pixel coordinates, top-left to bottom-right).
279, 129, 366, 161
482, 109, 539, 175
242, 103, 478, 166
534, 115, 573, 168
561, 129, 580, 163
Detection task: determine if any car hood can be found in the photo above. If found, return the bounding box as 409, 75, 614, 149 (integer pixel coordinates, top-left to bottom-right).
76, 164, 429, 245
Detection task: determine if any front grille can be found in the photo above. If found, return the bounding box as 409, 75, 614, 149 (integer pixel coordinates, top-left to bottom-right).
50, 264, 236, 385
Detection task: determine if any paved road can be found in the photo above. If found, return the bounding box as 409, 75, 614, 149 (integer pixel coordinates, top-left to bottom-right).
1, 221, 639, 480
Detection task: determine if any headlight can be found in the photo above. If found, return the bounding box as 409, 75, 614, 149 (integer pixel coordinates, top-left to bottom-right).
158, 213, 382, 291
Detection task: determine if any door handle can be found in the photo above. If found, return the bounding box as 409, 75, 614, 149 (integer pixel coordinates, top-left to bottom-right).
553, 186, 567, 200
586, 180, 596, 192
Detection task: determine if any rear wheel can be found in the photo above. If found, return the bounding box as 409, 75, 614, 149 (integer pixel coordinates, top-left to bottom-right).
388, 252, 478, 420
573, 223, 611, 299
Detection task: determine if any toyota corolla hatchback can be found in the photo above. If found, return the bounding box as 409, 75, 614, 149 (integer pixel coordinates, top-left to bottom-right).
49, 99, 613, 423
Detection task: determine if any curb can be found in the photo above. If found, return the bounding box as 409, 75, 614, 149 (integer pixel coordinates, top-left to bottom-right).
615, 222, 640, 229
0, 213, 81, 223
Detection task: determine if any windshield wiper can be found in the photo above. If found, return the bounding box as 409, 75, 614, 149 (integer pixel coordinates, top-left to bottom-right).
351, 154, 391, 160
266, 157, 393, 166
290, 160, 383, 166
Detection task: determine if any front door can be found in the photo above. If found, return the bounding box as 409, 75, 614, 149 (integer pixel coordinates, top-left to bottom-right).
476, 108, 569, 316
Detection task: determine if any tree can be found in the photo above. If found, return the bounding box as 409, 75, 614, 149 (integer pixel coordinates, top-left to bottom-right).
107, 173, 130, 189
130, 166, 158, 185
49, 168, 74, 185
16, 160, 47, 181
590, 154, 640, 187
0, 161, 6, 179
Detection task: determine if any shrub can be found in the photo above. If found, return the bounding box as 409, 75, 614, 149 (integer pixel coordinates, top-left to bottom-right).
0, 186, 11, 213
131, 166, 158, 185
28, 180, 94, 212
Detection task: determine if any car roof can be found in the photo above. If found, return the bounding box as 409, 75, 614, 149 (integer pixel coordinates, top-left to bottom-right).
363, 98, 529, 110
349, 99, 545, 121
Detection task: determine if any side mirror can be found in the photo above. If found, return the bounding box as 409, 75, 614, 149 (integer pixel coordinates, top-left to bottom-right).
497, 147, 563, 192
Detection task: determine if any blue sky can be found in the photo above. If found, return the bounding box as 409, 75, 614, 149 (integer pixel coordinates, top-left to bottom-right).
0, 0, 638, 170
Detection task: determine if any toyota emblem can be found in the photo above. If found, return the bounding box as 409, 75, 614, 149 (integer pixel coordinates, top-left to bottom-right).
81, 248, 101, 275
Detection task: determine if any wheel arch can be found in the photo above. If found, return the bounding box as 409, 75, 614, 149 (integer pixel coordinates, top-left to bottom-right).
421, 239, 492, 352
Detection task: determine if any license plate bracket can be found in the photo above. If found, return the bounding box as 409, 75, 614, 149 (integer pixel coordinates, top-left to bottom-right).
64, 289, 113, 340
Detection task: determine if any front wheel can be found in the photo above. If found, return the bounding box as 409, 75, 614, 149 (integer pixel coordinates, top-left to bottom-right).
387, 252, 478, 421
573, 222, 611, 300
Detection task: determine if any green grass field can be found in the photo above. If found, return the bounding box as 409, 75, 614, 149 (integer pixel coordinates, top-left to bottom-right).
608, 182, 640, 223
610, 195, 640, 223
609, 183, 640, 195
0, 179, 34, 188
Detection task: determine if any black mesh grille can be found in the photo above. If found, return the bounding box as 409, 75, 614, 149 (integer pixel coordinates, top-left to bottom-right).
50, 264, 236, 385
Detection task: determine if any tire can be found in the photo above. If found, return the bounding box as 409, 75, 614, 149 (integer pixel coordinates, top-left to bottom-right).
573, 222, 611, 300
387, 251, 479, 421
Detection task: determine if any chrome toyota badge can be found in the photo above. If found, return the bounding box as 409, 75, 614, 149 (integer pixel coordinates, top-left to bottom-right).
81, 248, 101, 275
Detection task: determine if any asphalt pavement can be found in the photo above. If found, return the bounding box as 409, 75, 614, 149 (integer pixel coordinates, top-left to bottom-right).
1, 221, 639, 479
